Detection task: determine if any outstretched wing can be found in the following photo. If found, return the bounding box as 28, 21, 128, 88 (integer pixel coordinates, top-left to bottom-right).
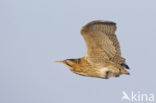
81, 20, 125, 66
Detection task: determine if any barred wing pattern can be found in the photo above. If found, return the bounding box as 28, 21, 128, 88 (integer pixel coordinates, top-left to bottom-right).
81, 20, 125, 66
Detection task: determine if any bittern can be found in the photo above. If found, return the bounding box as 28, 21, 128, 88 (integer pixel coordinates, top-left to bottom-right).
56, 20, 129, 79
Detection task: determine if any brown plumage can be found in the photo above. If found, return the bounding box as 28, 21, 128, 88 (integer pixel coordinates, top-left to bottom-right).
56, 20, 129, 79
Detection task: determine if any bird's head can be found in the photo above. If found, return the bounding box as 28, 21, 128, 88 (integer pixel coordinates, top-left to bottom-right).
55, 59, 80, 70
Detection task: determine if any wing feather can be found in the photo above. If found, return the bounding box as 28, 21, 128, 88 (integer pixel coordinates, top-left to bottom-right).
81, 20, 125, 65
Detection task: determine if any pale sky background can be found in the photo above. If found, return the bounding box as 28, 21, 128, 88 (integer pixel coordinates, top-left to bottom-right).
0, 0, 156, 103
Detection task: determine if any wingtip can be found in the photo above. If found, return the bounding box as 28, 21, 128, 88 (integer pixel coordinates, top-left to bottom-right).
121, 63, 130, 69
80, 20, 117, 34
88, 20, 116, 25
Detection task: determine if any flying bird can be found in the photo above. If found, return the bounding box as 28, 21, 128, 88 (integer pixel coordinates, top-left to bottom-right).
56, 20, 129, 79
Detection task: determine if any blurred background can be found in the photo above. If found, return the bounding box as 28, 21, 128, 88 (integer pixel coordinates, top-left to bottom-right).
0, 0, 156, 103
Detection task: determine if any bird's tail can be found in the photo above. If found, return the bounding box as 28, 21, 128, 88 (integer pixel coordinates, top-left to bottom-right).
120, 68, 130, 75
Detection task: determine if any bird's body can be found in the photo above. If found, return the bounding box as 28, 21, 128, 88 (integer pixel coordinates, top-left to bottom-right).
56, 20, 129, 79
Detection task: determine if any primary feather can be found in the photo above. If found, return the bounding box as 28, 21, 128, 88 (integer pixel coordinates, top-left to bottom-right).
81, 20, 125, 66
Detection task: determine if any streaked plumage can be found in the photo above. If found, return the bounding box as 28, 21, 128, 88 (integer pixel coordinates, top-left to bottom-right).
56, 20, 129, 79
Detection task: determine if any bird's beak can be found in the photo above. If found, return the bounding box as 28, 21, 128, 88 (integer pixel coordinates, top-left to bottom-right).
55, 61, 65, 64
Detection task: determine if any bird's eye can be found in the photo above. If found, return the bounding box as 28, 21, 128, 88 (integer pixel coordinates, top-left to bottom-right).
64, 61, 72, 67
65, 60, 75, 67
